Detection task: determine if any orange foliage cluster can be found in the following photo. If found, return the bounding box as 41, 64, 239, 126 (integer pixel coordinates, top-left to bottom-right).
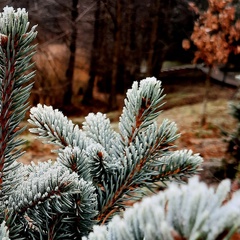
183, 0, 240, 66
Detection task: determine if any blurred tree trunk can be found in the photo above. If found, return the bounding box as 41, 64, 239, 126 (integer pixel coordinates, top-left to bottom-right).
64, 0, 78, 106
108, 0, 122, 110
82, 0, 101, 105
201, 67, 212, 126
123, 1, 137, 90
146, 0, 160, 77
146, 0, 168, 78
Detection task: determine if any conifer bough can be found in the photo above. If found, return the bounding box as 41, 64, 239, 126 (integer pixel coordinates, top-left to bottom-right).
0, 6, 240, 240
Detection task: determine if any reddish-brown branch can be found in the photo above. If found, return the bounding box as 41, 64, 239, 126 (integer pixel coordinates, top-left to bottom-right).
129, 97, 152, 143
100, 208, 118, 225
98, 139, 177, 222
48, 214, 59, 240
171, 230, 187, 240
0, 59, 15, 188
97, 150, 151, 223
152, 168, 182, 181
71, 163, 77, 172
34, 118, 69, 147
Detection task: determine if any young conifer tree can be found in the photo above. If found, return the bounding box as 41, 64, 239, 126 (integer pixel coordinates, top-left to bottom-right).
0, 6, 240, 240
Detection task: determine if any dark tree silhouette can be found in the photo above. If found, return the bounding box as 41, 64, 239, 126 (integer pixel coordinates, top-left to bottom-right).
82, 0, 101, 105
64, 0, 79, 106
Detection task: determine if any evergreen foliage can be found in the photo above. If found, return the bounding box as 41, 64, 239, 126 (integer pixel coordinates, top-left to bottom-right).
0, 6, 240, 240
0, 5, 37, 219
84, 177, 240, 240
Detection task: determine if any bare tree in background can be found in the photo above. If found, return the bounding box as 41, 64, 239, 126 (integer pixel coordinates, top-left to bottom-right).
83, 0, 124, 110
82, 0, 197, 110
64, 0, 79, 106
82, 0, 101, 105
109, 0, 123, 110
146, 0, 161, 77
0, 0, 95, 109
0, 0, 198, 111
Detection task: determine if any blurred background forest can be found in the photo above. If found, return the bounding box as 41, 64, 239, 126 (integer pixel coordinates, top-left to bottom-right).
0, 0, 211, 111
0, 0, 239, 114
1, 0, 240, 181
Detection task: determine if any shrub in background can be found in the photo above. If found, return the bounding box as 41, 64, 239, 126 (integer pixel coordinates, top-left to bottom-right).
227, 99, 240, 162
222, 94, 240, 180
0, 6, 240, 240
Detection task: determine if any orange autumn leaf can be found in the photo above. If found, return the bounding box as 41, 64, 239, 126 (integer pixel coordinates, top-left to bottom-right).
182, 39, 191, 50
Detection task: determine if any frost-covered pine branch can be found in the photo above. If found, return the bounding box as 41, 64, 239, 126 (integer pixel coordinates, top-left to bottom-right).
84, 176, 240, 240
0, 6, 37, 219
28, 77, 203, 228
